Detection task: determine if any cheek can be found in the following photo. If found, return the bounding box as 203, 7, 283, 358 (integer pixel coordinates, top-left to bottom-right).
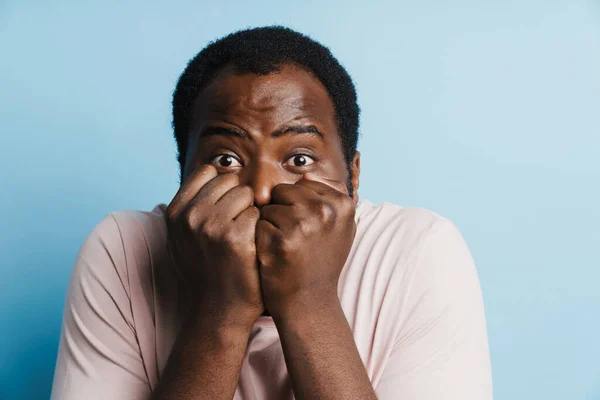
318, 158, 349, 183
320, 139, 350, 180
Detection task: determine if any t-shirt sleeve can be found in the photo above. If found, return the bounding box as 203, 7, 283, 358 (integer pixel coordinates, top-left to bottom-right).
50, 214, 151, 400
375, 220, 493, 399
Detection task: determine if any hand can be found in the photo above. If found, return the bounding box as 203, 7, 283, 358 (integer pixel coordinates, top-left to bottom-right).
255, 173, 357, 320
166, 165, 263, 326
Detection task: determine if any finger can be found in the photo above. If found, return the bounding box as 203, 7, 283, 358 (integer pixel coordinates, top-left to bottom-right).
192, 172, 240, 206
214, 185, 255, 220
234, 205, 260, 234
298, 173, 349, 196
270, 183, 314, 206
259, 204, 295, 231
168, 164, 218, 217
255, 219, 280, 267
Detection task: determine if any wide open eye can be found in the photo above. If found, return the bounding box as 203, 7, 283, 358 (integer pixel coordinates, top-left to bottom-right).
210, 154, 242, 168
284, 154, 316, 168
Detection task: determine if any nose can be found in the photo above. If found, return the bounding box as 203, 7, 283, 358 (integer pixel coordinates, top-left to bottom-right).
240, 161, 281, 208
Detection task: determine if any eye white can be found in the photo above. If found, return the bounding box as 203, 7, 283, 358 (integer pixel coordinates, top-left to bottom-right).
286, 154, 315, 167
211, 154, 241, 167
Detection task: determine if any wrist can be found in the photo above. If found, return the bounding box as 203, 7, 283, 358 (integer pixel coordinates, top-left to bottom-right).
271, 291, 343, 327
192, 297, 260, 333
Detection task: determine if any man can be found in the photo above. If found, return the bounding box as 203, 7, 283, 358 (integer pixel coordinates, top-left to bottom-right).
51, 26, 493, 399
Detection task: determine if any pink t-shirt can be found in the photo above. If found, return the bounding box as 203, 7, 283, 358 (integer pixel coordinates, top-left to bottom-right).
50, 200, 493, 399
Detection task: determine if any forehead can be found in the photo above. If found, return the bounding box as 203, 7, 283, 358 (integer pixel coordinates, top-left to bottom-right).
190, 64, 337, 132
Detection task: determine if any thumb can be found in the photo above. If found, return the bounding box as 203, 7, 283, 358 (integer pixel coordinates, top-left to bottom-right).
302, 172, 349, 195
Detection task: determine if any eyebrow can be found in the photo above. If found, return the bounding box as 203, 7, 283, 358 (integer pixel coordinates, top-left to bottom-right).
272, 124, 324, 139
198, 124, 325, 140
198, 125, 248, 139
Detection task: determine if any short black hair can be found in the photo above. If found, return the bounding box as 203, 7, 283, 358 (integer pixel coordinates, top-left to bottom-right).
172, 26, 360, 182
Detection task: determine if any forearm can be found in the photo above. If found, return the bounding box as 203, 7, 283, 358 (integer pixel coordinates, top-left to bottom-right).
274, 297, 377, 400
152, 304, 253, 400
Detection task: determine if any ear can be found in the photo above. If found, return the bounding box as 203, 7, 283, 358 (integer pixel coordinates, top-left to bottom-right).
350, 151, 361, 206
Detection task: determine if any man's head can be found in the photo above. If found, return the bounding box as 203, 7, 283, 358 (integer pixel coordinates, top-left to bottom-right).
172, 26, 361, 205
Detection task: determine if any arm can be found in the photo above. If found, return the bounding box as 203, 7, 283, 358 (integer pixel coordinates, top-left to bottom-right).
51, 213, 255, 400
52, 166, 263, 400
154, 166, 263, 399
274, 297, 377, 400
375, 220, 493, 399
151, 303, 254, 400
50, 214, 152, 400
256, 174, 377, 399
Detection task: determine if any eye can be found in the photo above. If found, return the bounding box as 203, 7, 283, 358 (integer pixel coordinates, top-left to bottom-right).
284, 154, 316, 168
210, 154, 242, 168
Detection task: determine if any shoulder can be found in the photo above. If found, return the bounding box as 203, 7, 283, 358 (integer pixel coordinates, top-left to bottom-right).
356, 200, 449, 229
354, 200, 483, 318
75, 203, 171, 300
107, 203, 169, 245
102, 203, 170, 259
345, 200, 460, 301
85, 203, 169, 247
355, 203, 492, 397
348, 200, 474, 304
354, 200, 455, 256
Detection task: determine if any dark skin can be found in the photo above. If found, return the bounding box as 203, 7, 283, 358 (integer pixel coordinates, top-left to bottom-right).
153, 64, 376, 400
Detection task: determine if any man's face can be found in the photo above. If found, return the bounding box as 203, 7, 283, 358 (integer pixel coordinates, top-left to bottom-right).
183, 63, 360, 207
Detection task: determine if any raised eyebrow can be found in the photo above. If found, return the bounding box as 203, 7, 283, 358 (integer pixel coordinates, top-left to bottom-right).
272, 125, 324, 139
198, 125, 248, 139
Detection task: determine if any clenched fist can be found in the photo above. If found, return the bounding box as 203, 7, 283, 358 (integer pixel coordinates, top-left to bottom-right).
255, 173, 357, 320
166, 165, 263, 326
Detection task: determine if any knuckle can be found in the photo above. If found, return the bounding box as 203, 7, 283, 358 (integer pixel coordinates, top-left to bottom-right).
165, 204, 178, 223
340, 197, 355, 216
316, 202, 336, 223
279, 236, 298, 255
222, 227, 238, 245
181, 207, 198, 229
201, 220, 220, 240
298, 219, 313, 236
257, 249, 272, 267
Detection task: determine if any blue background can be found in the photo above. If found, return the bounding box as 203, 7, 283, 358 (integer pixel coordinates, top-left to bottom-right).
1, 1, 599, 399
